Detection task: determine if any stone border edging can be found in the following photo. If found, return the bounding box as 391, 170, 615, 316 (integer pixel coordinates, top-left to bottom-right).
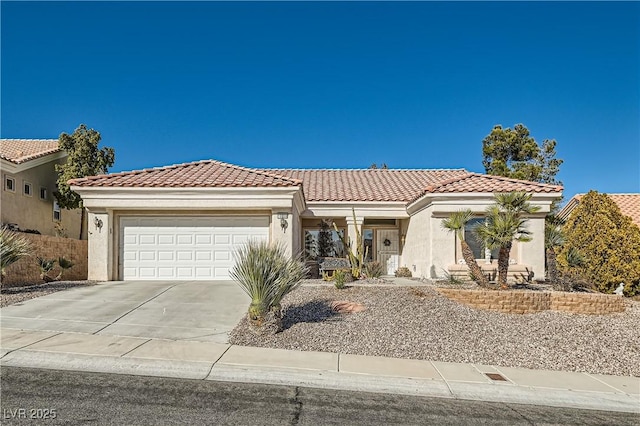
436, 288, 627, 315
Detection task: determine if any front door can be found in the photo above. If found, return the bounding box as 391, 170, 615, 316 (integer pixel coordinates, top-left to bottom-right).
376, 229, 399, 275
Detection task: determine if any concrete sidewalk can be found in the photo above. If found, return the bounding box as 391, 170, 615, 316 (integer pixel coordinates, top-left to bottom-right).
1, 328, 638, 414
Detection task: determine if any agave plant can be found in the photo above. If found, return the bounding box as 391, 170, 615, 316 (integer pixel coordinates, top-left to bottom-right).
0, 228, 32, 276
55, 257, 75, 280
230, 240, 307, 334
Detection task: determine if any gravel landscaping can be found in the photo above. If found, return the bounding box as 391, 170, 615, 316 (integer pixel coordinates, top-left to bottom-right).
1, 281, 98, 307
229, 283, 640, 377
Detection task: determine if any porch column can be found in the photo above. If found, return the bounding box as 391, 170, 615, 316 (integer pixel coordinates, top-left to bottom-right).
346, 215, 364, 257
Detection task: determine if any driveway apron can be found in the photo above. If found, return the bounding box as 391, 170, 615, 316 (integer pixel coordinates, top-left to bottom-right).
0, 281, 248, 343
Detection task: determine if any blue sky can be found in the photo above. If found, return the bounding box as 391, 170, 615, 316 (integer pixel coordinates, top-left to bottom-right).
2, 2, 638, 201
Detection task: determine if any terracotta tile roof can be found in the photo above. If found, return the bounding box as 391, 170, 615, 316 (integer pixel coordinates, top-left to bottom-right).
412, 173, 562, 201
71, 159, 564, 202
560, 194, 640, 227
263, 168, 469, 202
264, 169, 562, 203
0, 139, 61, 164
69, 159, 302, 188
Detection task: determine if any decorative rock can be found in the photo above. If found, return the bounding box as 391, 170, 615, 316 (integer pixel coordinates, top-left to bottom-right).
330, 300, 366, 313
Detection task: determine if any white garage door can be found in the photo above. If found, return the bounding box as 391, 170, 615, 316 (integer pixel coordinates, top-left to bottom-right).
119, 216, 269, 280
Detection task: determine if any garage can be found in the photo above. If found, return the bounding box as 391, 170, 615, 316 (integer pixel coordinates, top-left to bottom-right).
119, 216, 270, 280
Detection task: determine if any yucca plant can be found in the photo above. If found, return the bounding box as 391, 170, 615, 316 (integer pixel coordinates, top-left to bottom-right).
55, 257, 75, 280
442, 210, 490, 288
475, 192, 540, 289
0, 228, 32, 277
230, 240, 307, 334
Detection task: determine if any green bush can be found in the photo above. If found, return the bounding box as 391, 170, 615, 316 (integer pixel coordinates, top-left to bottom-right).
364, 261, 385, 278
0, 228, 32, 276
559, 191, 640, 296
395, 266, 413, 278
230, 240, 308, 333
333, 269, 347, 289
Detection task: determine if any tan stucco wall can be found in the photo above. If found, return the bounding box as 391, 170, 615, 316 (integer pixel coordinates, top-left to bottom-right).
400, 202, 549, 281
401, 206, 433, 278
1, 233, 88, 286
1, 159, 83, 239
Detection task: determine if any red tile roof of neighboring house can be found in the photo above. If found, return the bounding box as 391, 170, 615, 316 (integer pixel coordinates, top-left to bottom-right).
560, 193, 640, 227
69, 159, 302, 188
0, 139, 61, 164
70, 159, 563, 202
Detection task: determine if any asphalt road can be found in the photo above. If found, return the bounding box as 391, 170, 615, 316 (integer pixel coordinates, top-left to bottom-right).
1, 367, 637, 425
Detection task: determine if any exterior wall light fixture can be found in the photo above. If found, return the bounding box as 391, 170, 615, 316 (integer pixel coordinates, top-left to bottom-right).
94, 216, 103, 230
277, 212, 289, 232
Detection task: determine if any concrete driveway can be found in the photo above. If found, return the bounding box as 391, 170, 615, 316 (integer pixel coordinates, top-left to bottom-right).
0, 281, 249, 343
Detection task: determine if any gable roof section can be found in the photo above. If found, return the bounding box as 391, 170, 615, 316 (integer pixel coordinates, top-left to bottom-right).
0, 139, 60, 164
560, 193, 640, 227
69, 159, 302, 188
410, 172, 562, 202
262, 168, 469, 202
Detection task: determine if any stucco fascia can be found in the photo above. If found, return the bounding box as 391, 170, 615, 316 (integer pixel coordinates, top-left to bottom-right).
301, 201, 409, 218
407, 192, 561, 216
71, 186, 305, 211
1, 152, 67, 174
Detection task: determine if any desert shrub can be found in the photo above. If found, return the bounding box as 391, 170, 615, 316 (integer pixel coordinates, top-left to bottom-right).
0, 228, 32, 276
231, 240, 307, 333
395, 266, 412, 278
559, 191, 640, 296
364, 261, 385, 278
333, 269, 347, 289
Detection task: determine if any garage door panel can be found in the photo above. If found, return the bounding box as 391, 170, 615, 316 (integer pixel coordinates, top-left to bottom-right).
119, 216, 269, 280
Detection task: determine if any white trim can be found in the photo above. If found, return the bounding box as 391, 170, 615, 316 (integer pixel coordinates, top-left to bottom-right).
72, 186, 304, 211
407, 192, 561, 215
39, 187, 48, 200
0, 151, 67, 174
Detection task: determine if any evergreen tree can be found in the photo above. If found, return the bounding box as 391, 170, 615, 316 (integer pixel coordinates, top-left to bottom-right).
559, 191, 640, 295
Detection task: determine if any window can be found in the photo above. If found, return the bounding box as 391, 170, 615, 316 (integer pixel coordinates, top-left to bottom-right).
53, 200, 61, 221
464, 218, 499, 260
4, 176, 15, 192
40, 187, 47, 200
304, 228, 345, 260
23, 182, 32, 196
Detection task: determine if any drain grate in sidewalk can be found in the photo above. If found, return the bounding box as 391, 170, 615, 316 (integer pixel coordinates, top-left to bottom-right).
485, 373, 508, 381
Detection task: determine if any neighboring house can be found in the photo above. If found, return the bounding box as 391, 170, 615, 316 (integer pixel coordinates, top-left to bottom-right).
70, 159, 562, 282
559, 193, 640, 227
1, 139, 84, 239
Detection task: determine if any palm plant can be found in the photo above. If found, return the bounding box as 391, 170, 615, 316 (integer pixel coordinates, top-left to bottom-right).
442, 210, 490, 288
37, 257, 56, 281
0, 228, 32, 276
230, 240, 307, 334
475, 192, 540, 288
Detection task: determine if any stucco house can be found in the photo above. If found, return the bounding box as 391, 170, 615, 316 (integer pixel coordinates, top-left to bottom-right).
70, 159, 562, 282
1, 139, 83, 239
559, 193, 640, 228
